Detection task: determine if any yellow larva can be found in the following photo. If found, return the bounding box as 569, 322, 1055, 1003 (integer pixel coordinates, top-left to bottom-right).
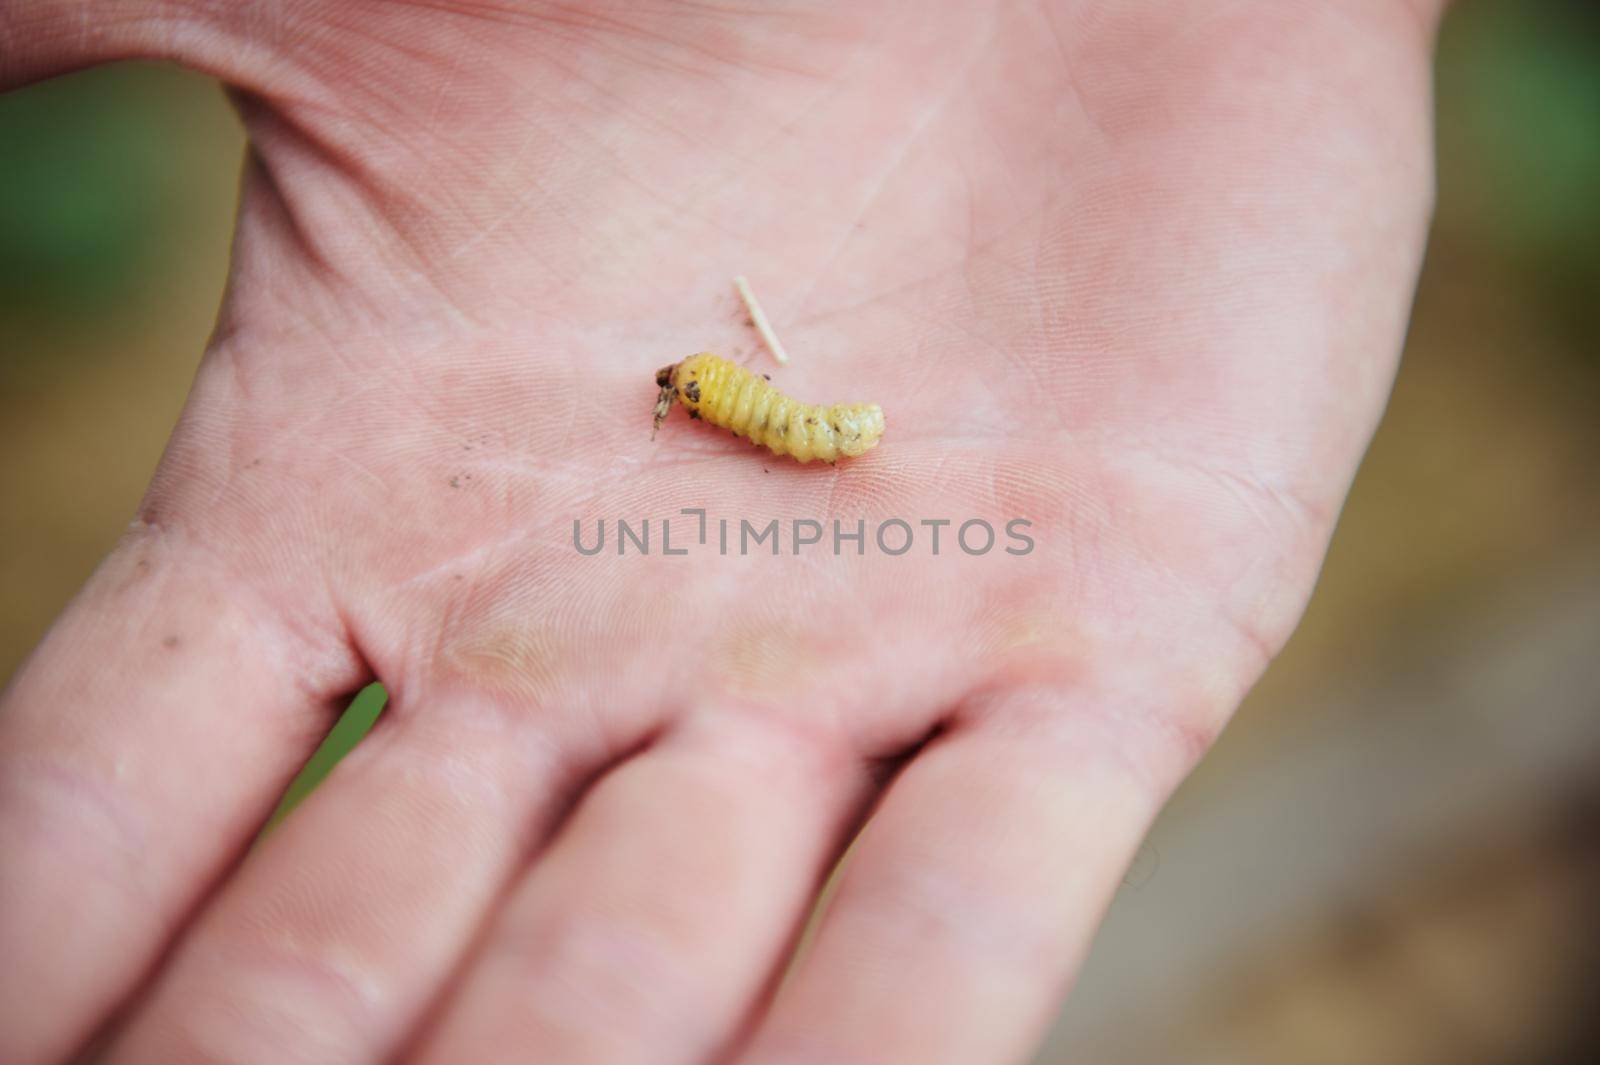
652, 352, 885, 464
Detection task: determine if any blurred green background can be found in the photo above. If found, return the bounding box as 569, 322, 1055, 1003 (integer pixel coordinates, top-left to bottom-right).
2, 3, 1597, 1062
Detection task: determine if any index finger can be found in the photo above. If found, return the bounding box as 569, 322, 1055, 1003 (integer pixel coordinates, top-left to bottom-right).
0, 526, 359, 1064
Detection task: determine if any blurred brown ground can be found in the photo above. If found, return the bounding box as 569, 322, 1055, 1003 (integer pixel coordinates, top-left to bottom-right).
1, 4, 1597, 1062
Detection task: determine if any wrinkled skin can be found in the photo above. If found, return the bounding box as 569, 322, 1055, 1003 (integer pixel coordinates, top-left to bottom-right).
0, 2, 1443, 1063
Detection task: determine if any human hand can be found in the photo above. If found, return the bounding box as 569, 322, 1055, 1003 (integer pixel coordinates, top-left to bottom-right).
0, 2, 1444, 1062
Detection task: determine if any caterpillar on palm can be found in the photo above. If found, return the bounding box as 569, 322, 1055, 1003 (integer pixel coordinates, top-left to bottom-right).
652, 352, 885, 464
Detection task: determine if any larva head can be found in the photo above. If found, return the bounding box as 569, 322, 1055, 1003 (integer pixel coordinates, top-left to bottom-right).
651, 361, 679, 437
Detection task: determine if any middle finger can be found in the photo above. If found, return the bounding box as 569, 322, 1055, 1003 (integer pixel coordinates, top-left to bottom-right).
407, 706, 870, 1065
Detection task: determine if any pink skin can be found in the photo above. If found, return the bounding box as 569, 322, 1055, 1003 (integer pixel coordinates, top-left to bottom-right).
0, 2, 1445, 1063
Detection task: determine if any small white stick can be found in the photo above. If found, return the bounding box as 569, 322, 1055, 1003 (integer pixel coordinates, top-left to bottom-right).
733, 274, 791, 365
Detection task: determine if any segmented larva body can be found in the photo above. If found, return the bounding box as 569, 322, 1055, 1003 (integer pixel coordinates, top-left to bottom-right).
653, 352, 885, 464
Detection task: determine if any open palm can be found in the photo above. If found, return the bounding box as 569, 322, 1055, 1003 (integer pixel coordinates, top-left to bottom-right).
0, 2, 1442, 1062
